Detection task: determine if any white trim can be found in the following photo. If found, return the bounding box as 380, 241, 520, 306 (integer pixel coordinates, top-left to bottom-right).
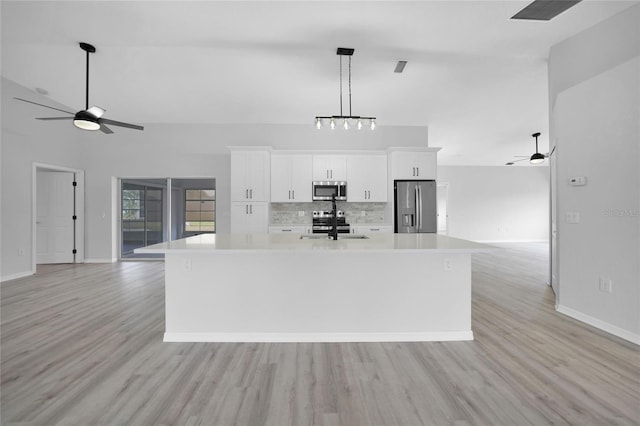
84, 258, 117, 264
163, 331, 474, 343
1, 271, 34, 283
32, 163, 85, 271
475, 239, 549, 244
556, 304, 640, 345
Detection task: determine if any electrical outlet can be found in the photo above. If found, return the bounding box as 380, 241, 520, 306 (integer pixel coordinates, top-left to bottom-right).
444, 258, 453, 271
599, 277, 613, 293
298, 211, 305, 217
183, 259, 192, 271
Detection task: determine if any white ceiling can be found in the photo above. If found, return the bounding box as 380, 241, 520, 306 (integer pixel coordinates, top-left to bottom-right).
2, 0, 637, 165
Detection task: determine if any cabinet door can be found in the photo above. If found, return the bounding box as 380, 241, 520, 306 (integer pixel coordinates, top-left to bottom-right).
231, 151, 270, 201
313, 155, 347, 181
231, 202, 268, 233
230, 202, 251, 233
392, 151, 437, 180
246, 151, 270, 201
289, 155, 312, 202
248, 202, 268, 233
347, 155, 388, 202
271, 155, 293, 202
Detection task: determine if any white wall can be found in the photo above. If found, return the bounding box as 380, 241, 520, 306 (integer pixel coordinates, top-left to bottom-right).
549, 5, 640, 343
1, 77, 430, 278
1, 79, 84, 280
438, 166, 549, 242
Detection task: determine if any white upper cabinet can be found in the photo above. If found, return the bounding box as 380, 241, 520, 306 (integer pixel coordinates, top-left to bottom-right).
231, 149, 270, 201
312, 155, 347, 181
390, 150, 438, 180
347, 154, 388, 202
271, 154, 312, 202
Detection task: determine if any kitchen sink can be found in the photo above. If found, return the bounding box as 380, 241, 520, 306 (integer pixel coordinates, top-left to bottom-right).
299, 235, 369, 240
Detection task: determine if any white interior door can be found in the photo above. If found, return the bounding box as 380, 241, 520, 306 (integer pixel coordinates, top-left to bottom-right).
36, 171, 75, 264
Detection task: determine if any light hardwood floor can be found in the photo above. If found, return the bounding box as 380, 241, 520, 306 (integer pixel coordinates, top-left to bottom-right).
1, 243, 638, 425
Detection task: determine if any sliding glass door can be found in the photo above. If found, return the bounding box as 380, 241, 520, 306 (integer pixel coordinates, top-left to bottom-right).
120, 178, 215, 259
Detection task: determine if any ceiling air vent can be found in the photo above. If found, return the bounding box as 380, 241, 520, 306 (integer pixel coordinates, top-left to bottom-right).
511, 0, 582, 21
394, 61, 408, 73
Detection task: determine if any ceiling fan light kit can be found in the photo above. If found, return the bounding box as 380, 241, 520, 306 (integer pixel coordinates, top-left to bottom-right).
14, 42, 144, 134
529, 132, 545, 164
315, 48, 376, 131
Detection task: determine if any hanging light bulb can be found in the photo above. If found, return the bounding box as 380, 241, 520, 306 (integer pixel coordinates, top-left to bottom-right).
357, 119, 363, 130
330, 117, 336, 130
315, 117, 322, 129
343, 118, 350, 130
370, 119, 376, 130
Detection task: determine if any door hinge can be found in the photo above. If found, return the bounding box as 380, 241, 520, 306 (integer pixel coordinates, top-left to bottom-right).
72, 181, 77, 187
72, 215, 77, 220
72, 249, 77, 254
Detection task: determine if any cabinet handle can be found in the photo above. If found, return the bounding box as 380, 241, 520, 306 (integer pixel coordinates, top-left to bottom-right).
288, 190, 291, 200
292, 190, 295, 199
246, 189, 249, 199
245, 205, 248, 214
250, 189, 253, 199
416, 167, 420, 177
250, 205, 253, 214
283, 229, 292, 232
371, 228, 380, 231
330, 170, 333, 179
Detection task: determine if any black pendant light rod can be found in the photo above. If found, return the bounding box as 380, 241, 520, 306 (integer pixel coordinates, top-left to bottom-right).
79, 42, 96, 110
315, 47, 376, 129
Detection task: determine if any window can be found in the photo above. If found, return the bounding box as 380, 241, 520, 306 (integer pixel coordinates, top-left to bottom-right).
185, 189, 215, 234
122, 188, 143, 220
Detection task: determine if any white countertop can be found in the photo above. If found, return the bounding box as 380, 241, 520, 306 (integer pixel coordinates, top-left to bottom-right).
135, 233, 495, 254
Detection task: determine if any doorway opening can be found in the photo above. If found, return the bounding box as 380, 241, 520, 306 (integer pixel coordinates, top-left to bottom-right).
32, 163, 85, 272
119, 178, 215, 260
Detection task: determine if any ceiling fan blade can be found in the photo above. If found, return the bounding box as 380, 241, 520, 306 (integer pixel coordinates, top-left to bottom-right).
87, 106, 106, 118
14, 97, 75, 115
36, 117, 74, 120
505, 158, 529, 165
100, 118, 144, 131
99, 123, 114, 134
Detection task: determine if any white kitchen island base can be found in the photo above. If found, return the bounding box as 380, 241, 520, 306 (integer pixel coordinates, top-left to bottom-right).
137, 234, 493, 343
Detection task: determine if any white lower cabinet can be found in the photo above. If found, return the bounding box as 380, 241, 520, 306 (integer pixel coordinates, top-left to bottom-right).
231, 202, 268, 234
268, 226, 312, 234
352, 225, 393, 234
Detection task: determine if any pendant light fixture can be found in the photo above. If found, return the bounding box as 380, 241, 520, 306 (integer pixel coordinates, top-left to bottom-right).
529, 132, 545, 164
315, 47, 376, 130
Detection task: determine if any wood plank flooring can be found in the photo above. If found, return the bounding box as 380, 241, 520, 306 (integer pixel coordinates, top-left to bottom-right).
1, 243, 638, 425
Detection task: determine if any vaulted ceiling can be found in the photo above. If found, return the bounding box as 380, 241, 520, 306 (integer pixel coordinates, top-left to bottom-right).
2, 1, 637, 165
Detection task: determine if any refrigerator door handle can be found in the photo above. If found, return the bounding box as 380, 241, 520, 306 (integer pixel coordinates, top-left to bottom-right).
414, 185, 420, 231
417, 185, 423, 231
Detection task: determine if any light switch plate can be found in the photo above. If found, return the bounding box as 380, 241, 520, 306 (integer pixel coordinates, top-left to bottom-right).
569, 176, 587, 186
566, 212, 580, 224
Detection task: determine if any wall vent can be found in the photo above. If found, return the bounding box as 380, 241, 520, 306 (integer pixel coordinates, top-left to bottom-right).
511, 0, 582, 21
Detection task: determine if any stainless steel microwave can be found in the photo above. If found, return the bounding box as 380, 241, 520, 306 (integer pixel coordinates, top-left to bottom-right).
312, 181, 347, 201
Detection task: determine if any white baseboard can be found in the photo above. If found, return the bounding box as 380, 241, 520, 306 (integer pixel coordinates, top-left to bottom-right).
476, 239, 549, 244
1, 270, 34, 282
163, 331, 474, 343
83, 258, 117, 263
556, 304, 640, 345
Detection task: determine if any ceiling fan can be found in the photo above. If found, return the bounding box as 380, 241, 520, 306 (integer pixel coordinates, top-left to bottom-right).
505, 132, 549, 165
14, 42, 144, 134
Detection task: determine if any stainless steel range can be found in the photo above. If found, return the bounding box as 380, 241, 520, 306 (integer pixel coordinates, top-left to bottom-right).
312, 210, 350, 234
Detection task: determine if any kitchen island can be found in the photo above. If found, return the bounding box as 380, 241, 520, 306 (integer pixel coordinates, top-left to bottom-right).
136, 233, 494, 343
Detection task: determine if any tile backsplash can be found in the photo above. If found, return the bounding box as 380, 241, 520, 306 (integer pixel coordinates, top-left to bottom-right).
271, 202, 387, 225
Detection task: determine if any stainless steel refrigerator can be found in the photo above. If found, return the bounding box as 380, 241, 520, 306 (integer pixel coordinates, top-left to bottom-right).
394, 180, 437, 233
